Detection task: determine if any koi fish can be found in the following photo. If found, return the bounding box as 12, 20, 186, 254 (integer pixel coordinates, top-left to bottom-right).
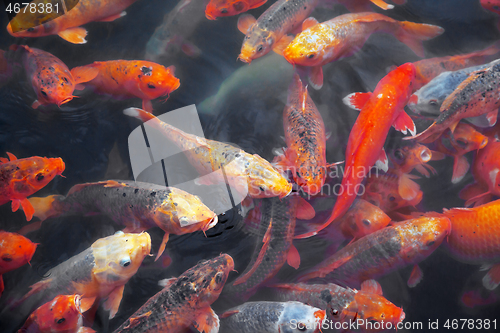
461, 290, 498, 308
24, 180, 217, 260
459, 139, 500, 207
411, 43, 500, 91
18, 294, 96, 333
430, 123, 488, 184
220, 301, 325, 333
295, 63, 417, 239
271, 281, 405, 332
113, 253, 234, 333
406, 62, 500, 144
481, 0, 500, 15
0, 231, 37, 297
338, 199, 391, 242
298, 216, 451, 288
16, 231, 151, 321
283, 13, 444, 89
71, 61, 180, 113
205, 0, 267, 20
10, 45, 98, 109
0, 152, 65, 221
124, 107, 292, 199
7, 0, 139, 44
437, 200, 500, 290
273, 74, 328, 195
145, 0, 206, 63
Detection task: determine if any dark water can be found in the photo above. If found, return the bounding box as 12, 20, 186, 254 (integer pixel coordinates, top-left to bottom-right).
0, 0, 499, 332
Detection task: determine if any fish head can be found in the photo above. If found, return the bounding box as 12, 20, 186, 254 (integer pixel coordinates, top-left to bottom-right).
7, 16, 50, 38
239, 29, 274, 63
30, 294, 83, 332
481, 0, 500, 15
246, 154, 292, 199
206, 0, 249, 20
452, 123, 489, 153
403, 216, 452, 257
348, 292, 405, 332
278, 302, 325, 333
91, 231, 151, 286
157, 188, 218, 233
390, 143, 432, 173
293, 163, 327, 196
134, 63, 180, 100
283, 27, 328, 67
0, 231, 37, 273
33, 66, 76, 107
181, 254, 234, 308
388, 63, 416, 97
339, 199, 392, 239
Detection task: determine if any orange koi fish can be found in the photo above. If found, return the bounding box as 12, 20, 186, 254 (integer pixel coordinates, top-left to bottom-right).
71, 61, 180, 113
412, 43, 500, 91
338, 199, 391, 241
18, 294, 96, 333
7, 0, 139, 44
0, 231, 37, 297
113, 254, 234, 333
10, 45, 98, 109
272, 281, 405, 332
406, 62, 500, 144
283, 13, 444, 89
430, 123, 488, 184
273, 74, 328, 195
0, 152, 65, 221
124, 107, 292, 199
460, 138, 500, 207
205, 0, 267, 20
17, 232, 151, 322
298, 216, 451, 288
296, 63, 417, 239
237, 0, 395, 64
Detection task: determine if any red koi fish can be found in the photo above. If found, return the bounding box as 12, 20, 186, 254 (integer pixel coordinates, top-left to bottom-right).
18, 294, 96, 333
71, 61, 180, 113
283, 13, 444, 89
205, 0, 267, 20
273, 74, 328, 195
298, 216, 451, 288
338, 199, 391, 242
296, 63, 417, 239
113, 254, 234, 333
412, 43, 500, 91
460, 138, 500, 207
0, 231, 37, 297
0, 152, 65, 221
406, 62, 500, 144
10, 45, 98, 109
430, 123, 488, 184
7, 0, 139, 44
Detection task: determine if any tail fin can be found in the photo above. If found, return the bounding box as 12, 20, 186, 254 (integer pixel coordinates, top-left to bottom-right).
396, 22, 445, 57
27, 195, 64, 222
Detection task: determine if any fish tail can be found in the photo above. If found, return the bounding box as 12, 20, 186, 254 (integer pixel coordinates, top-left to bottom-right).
27, 195, 64, 222
395, 22, 445, 57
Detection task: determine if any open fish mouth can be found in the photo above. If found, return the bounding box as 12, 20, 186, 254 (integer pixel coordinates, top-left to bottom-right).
207, 215, 219, 229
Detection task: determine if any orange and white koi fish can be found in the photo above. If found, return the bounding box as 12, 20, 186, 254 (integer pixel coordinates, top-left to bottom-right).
18, 294, 96, 333
283, 13, 444, 89
206, 0, 267, 20
10, 45, 98, 109
0, 231, 37, 297
430, 123, 488, 184
296, 63, 417, 239
0, 152, 65, 221
113, 254, 233, 333
273, 74, 328, 195
7, 0, 139, 44
25, 180, 217, 260
71, 60, 180, 113
406, 62, 500, 144
460, 138, 500, 207
124, 107, 292, 199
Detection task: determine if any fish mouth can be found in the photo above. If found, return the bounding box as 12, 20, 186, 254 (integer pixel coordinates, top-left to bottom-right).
206, 215, 218, 230
237, 53, 252, 64
282, 50, 295, 65
407, 94, 418, 106
74, 295, 82, 314
420, 148, 431, 162
205, 11, 217, 20
58, 96, 74, 107
479, 138, 488, 149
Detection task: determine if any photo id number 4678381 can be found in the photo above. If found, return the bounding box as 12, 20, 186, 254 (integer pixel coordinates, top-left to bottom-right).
6, 1, 67, 14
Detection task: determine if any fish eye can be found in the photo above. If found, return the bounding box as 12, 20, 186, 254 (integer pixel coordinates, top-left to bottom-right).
2, 255, 12, 262
494, 5, 500, 10
179, 216, 189, 226
221, 8, 228, 14
214, 272, 224, 284
394, 149, 404, 161
63, 77, 69, 83
55, 318, 65, 324
362, 219, 371, 227
120, 257, 131, 267
147, 83, 156, 89
257, 45, 264, 53
259, 186, 265, 191
41, 90, 47, 97
35, 173, 45, 181
307, 53, 315, 59
428, 99, 438, 106
456, 138, 468, 148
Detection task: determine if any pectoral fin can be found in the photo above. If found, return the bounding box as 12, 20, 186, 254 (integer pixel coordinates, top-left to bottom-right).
156, 233, 169, 261
272, 35, 294, 56
142, 100, 153, 113
398, 173, 420, 200
58, 27, 88, 44
237, 14, 256, 34
98, 11, 126, 22
451, 155, 469, 184
71, 66, 99, 84
80, 296, 97, 313
193, 307, 219, 333
20, 198, 35, 221
342, 92, 372, 110
308, 65, 323, 90
302, 17, 319, 31
482, 263, 500, 290
286, 244, 301, 269
296, 197, 315, 220
407, 264, 423, 287
361, 279, 383, 295
103, 285, 125, 319
393, 111, 416, 136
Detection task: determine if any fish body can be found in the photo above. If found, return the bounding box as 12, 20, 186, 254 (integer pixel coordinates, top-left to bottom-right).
274, 74, 327, 195
0, 231, 37, 297
124, 108, 292, 199
0, 152, 65, 221
338, 199, 391, 241
17, 232, 151, 321
298, 216, 451, 288
7, 0, 139, 44
283, 13, 443, 88
113, 254, 234, 333
10, 45, 98, 109
205, 0, 268, 20
296, 63, 417, 239
71, 61, 180, 113
220, 301, 325, 333
408, 62, 500, 143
